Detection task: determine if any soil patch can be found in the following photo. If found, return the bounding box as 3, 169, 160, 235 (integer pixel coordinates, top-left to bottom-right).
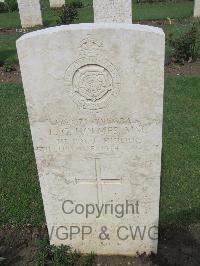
0, 224, 200, 266
0, 65, 22, 83
0, 27, 41, 35
165, 60, 200, 76
1, 61, 200, 84
0, 18, 182, 35
136, 18, 171, 27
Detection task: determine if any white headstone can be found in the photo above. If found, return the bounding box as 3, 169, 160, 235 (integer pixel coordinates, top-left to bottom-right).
17, 23, 165, 255
93, 0, 132, 23
49, 0, 65, 8
194, 0, 200, 17
17, 0, 43, 28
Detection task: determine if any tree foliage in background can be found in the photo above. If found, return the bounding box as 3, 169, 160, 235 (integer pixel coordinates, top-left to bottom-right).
71, 0, 83, 9
0, 2, 7, 13
5, 0, 18, 12
168, 24, 199, 63
57, 3, 79, 25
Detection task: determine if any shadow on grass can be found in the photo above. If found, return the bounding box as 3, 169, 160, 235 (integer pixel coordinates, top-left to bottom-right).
161, 208, 200, 226
0, 49, 17, 65
154, 221, 200, 266
0, 222, 199, 266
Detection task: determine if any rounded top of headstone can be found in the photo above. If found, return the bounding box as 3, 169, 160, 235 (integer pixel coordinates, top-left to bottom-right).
17, 23, 165, 44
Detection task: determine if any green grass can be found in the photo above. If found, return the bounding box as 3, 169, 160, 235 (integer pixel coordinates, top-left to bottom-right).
0, 1, 194, 28
0, 11, 21, 28
36, 239, 95, 266
160, 76, 200, 224
134, 1, 193, 20
0, 0, 85, 28
0, 34, 20, 65
1, 18, 200, 66
0, 76, 199, 226
0, 9, 58, 28
78, 6, 93, 23
0, 3, 199, 66
0, 83, 45, 225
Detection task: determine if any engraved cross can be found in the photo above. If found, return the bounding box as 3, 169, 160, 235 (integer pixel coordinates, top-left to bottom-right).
75, 158, 122, 205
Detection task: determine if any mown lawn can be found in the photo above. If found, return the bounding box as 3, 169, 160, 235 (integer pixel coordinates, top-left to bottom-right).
1, 17, 200, 66
0, 0, 198, 66
134, 1, 193, 20
0, 1, 194, 28
0, 83, 45, 225
0, 76, 199, 226
160, 76, 200, 224
0, 34, 21, 65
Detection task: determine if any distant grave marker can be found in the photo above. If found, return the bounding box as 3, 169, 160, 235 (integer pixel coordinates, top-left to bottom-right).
194, 0, 200, 17
17, 0, 43, 28
93, 0, 132, 23
49, 0, 65, 8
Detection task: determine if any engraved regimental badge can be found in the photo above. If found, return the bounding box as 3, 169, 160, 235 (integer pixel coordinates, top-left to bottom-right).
65, 36, 120, 110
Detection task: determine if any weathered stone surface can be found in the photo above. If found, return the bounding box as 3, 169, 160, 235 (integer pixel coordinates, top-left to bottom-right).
49, 0, 65, 8
93, 0, 132, 23
194, 0, 200, 17
17, 23, 165, 255
17, 0, 43, 28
